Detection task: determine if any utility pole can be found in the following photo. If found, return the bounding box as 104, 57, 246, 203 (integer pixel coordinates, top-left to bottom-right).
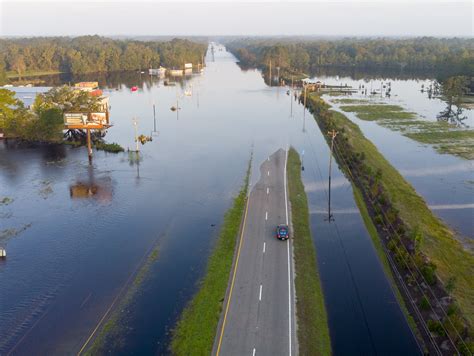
86, 127, 92, 164
176, 96, 179, 120
326, 129, 338, 222
153, 103, 156, 132
269, 60, 272, 87
290, 75, 294, 117
133, 117, 139, 152
303, 83, 307, 132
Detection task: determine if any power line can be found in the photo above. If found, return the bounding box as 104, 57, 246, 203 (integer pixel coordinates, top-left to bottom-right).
332, 140, 465, 354
297, 105, 377, 354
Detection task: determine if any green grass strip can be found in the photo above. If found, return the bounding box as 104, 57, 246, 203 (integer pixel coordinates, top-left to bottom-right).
170, 160, 251, 355
287, 147, 332, 355
340, 104, 416, 121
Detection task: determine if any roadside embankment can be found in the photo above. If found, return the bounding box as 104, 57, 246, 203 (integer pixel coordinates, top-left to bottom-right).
170, 159, 251, 355
305, 93, 474, 354
287, 147, 332, 355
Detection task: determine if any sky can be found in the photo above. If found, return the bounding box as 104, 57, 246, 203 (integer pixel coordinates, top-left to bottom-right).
0, 0, 472, 37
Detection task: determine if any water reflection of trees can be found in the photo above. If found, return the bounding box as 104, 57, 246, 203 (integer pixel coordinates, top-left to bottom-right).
32, 71, 190, 90
436, 76, 470, 128
307, 66, 441, 81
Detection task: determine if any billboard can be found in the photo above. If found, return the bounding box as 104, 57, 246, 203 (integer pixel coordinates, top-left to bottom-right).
64, 112, 110, 129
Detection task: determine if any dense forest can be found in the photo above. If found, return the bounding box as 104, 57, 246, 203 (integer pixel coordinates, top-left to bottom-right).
225, 37, 474, 77
0, 36, 207, 82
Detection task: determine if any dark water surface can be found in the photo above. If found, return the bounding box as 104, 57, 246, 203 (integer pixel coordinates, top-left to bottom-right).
1, 45, 420, 355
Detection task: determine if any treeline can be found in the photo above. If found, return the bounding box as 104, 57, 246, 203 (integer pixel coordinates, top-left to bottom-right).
0, 36, 207, 81
226, 37, 474, 76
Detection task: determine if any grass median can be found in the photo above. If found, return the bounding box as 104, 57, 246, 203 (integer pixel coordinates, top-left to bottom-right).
170, 160, 251, 355
287, 147, 332, 355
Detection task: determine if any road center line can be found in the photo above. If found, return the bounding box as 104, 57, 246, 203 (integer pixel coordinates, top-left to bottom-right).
253, 348, 256, 356
263, 242, 266, 253
259, 284, 263, 301
267, 170, 270, 176
265, 211, 268, 220
267, 187, 269, 195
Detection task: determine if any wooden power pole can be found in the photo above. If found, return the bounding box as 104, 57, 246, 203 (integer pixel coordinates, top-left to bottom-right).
86, 127, 92, 164
133, 117, 139, 152
269, 60, 272, 86
303, 84, 308, 132
326, 129, 338, 221
153, 103, 156, 132
290, 75, 294, 117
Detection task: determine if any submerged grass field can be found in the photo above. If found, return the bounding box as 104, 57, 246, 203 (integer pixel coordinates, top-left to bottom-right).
287, 148, 331, 355
340, 104, 416, 120
84, 243, 161, 355
338, 104, 474, 159
170, 160, 251, 355
326, 108, 474, 327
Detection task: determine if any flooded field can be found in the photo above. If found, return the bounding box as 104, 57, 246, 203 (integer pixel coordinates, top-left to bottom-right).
310, 75, 473, 240
3, 45, 468, 354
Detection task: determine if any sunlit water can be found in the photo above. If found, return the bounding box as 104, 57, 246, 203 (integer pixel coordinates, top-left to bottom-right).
1, 46, 422, 355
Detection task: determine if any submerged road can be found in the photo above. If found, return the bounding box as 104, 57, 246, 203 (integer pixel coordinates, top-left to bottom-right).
214, 148, 297, 356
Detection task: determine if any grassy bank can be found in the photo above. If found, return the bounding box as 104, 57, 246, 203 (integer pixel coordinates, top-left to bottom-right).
307, 93, 474, 353
338, 103, 474, 159
170, 159, 251, 355
287, 147, 331, 355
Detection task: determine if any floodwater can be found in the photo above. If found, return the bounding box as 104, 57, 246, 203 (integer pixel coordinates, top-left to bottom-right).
310, 74, 473, 240
1, 45, 422, 355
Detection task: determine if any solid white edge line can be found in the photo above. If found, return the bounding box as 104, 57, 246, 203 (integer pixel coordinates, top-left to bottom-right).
253, 348, 256, 356
259, 284, 263, 301
284, 147, 292, 356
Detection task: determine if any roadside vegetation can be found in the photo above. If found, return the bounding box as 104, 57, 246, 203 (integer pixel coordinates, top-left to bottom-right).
287, 147, 331, 355
171, 158, 251, 355
306, 93, 474, 354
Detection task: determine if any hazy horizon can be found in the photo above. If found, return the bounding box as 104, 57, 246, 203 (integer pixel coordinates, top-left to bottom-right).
1, 1, 473, 38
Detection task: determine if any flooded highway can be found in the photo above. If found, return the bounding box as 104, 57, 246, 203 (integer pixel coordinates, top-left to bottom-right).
0, 45, 434, 354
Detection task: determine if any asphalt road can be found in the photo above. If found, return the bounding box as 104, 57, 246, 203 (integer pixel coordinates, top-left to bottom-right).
214, 148, 297, 356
